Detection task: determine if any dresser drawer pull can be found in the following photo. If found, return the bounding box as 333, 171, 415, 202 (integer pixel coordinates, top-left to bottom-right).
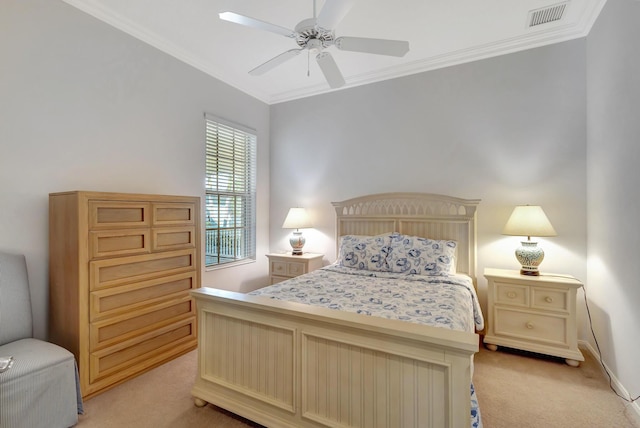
526, 322, 534, 329
507, 292, 517, 299
545, 296, 553, 303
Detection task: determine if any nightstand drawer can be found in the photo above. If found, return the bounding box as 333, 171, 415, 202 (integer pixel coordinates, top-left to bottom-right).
494, 307, 567, 346
531, 287, 568, 312
287, 262, 305, 276
270, 275, 289, 285
266, 253, 324, 284
271, 261, 307, 277
271, 261, 287, 276
271, 262, 290, 277
495, 282, 528, 307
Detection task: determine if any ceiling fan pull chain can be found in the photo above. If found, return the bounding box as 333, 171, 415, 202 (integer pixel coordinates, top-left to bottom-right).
307, 50, 310, 77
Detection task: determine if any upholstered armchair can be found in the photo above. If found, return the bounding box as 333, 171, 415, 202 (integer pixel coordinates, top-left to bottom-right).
0, 251, 81, 428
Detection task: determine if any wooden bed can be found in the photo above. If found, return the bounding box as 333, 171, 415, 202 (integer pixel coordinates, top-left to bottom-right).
191, 193, 481, 427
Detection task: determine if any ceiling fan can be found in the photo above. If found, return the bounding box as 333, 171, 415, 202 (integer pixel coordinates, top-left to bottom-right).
219, 0, 410, 89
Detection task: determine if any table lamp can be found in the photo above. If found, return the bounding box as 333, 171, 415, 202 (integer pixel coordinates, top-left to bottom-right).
502, 205, 557, 276
282, 207, 312, 255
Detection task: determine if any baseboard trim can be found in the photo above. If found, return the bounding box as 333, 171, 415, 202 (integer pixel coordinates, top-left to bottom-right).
579, 340, 640, 419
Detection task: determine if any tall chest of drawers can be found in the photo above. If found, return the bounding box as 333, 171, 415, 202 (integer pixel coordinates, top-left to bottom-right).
483, 268, 584, 366
49, 191, 200, 399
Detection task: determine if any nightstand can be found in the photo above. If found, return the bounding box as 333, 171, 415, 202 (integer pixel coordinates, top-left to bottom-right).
483, 268, 584, 367
266, 252, 324, 284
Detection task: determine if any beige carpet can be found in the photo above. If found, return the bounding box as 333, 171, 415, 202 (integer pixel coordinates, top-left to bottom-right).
77, 345, 640, 428
473, 345, 640, 428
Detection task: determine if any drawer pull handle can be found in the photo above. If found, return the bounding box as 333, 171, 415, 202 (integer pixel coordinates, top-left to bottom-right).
545, 296, 553, 303
526, 322, 534, 329
507, 292, 517, 299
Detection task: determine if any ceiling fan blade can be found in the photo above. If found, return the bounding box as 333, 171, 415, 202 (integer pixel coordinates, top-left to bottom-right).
219, 12, 296, 38
316, 52, 346, 89
316, 0, 356, 30
335, 36, 410, 57
249, 49, 303, 76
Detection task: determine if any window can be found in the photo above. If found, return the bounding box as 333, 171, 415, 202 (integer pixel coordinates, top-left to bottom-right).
205, 114, 257, 267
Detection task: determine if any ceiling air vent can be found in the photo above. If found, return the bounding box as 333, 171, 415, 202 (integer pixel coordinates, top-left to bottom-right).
527, 2, 569, 27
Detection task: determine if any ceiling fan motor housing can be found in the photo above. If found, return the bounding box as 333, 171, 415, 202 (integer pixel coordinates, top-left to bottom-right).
294, 18, 334, 50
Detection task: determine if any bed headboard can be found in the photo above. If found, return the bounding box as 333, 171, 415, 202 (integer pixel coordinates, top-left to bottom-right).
332, 193, 480, 278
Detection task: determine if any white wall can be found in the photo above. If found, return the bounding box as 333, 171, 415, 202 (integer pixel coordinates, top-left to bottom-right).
270, 41, 588, 321
0, 0, 270, 339
587, 0, 640, 404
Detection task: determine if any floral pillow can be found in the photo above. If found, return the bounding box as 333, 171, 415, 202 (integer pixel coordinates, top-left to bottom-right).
387, 234, 457, 276
337, 234, 393, 271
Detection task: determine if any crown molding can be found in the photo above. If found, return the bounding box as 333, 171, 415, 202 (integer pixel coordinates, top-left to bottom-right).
269, 0, 606, 104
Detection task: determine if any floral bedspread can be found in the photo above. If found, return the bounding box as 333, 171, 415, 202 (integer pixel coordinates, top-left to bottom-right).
250, 264, 484, 332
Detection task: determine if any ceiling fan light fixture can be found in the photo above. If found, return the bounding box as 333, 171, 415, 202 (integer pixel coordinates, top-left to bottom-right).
306, 39, 323, 52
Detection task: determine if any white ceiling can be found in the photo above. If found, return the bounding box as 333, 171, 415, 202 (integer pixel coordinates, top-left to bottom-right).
62, 0, 606, 104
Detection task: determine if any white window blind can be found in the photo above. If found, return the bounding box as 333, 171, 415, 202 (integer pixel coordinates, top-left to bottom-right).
205, 115, 257, 267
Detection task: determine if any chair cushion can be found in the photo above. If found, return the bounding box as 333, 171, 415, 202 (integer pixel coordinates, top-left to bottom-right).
0, 338, 79, 428
0, 252, 33, 345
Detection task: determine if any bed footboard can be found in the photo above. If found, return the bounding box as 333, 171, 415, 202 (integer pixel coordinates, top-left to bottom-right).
191, 287, 478, 428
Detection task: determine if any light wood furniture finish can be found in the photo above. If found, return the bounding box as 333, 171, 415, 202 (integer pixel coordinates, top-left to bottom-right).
266, 252, 323, 284
483, 268, 584, 366
49, 191, 201, 399
191, 193, 481, 428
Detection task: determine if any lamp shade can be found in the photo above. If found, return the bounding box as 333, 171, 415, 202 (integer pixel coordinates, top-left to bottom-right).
502, 205, 557, 238
282, 208, 312, 229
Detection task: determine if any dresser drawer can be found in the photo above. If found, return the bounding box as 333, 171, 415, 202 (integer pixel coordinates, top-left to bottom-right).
495, 282, 529, 307
152, 226, 195, 252
90, 295, 194, 350
90, 272, 196, 321
89, 317, 196, 384
89, 201, 151, 229
152, 203, 196, 226
90, 229, 150, 259
531, 287, 569, 312
90, 249, 196, 290
494, 307, 567, 346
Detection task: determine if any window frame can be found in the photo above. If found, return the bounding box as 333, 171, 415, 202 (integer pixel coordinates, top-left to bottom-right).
204, 114, 257, 269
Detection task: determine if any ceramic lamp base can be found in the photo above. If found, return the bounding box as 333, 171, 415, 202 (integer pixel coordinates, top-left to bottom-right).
515, 240, 544, 276
289, 230, 306, 256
